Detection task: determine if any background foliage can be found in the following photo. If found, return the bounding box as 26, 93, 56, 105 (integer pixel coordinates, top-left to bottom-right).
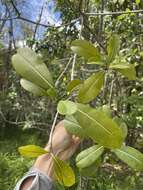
0, 0, 143, 189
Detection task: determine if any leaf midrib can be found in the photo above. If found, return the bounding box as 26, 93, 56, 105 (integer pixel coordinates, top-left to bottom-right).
79, 72, 104, 97
116, 149, 143, 165
20, 150, 47, 154
77, 145, 103, 163
19, 53, 54, 89
77, 108, 112, 135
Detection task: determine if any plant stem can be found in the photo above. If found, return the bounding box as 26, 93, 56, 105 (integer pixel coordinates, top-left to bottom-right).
48, 111, 59, 152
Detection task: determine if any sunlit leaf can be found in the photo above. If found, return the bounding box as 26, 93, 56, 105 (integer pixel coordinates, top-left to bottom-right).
71, 40, 101, 61
53, 156, 75, 187
107, 34, 120, 64
114, 145, 143, 171
75, 104, 124, 148
12, 48, 54, 90
136, 0, 140, 4
78, 71, 105, 103
18, 145, 48, 158
87, 57, 105, 65
64, 115, 86, 138
79, 158, 101, 177
67, 79, 82, 93
57, 100, 77, 115
20, 78, 46, 96
110, 64, 136, 80
76, 145, 104, 168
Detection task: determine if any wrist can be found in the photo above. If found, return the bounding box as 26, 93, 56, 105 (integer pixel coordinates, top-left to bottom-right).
34, 153, 54, 178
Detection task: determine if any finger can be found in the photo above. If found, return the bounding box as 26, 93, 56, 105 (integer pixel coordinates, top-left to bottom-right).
72, 135, 80, 143
58, 142, 80, 161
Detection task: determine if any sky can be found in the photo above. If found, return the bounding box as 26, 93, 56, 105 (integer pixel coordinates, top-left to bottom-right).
19, 0, 61, 26
0, 0, 62, 42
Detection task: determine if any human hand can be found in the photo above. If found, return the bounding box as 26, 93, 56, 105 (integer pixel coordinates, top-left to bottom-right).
21, 122, 80, 189
46, 120, 80, 161
34, 121, 80, 178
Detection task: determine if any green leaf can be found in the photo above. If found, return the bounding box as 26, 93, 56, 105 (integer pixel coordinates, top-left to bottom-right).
67, 79, 82, 93
46, 88, 57, 97
18, 145, 48, 158
20, 78, 46, 96
54, 182, 65, 190
110, 64, 136, 80
107, 34, 120, 64
75, 104, 124, 148
57, 100, 77, 115
12, 48, 54, 90
76, 145, 104, 168
120, 123, 128, 139
53, 156, 75, 187
136, 0, 140, 4
113, 116, 128, 139
71, 40, 101, 61
114, 145, 143, 171
78, 71, 105, 103
97, 105, 112, 118
87, 57, 105, 65
64, 115, 86, 138
79, 158, 101, 177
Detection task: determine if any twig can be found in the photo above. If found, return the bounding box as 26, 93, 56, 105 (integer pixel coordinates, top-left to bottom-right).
71, 54, 77, 81
0, 16, 80, 28
55, 56, 73, 87
32, 2, 45, 42
102, 71, 108, 104
109, 79, 115, 107
85, 9, 143, 16
48, 111, 59, 152
98, 0, 105, 41
0, 109, 50, 127
71, 15, 83, 81
83, 22, 105, 51
10, 0, 21, 16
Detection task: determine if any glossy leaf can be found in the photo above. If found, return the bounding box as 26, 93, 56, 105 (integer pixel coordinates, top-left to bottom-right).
20, 78, 46, 96
113, 116, 128, 139
87, 57, 105, 65
18, 145, 48, 158
79, 159, 101, 177
67, 79, 82, 93
64, 115, 86, 138
78, 71, 105, 103
57, 100, 77, 115
12, 48, 54, 90
76, 145, 104, 168
110, 64, 136, 80
75, 104, 124, 148
71, 40, 101, 61
53, 156, 75, 187
114, 145, 143, 171
107, 34, 120, 63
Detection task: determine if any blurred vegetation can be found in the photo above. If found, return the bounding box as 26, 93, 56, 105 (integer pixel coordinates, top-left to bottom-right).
0, 0, 143, 189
